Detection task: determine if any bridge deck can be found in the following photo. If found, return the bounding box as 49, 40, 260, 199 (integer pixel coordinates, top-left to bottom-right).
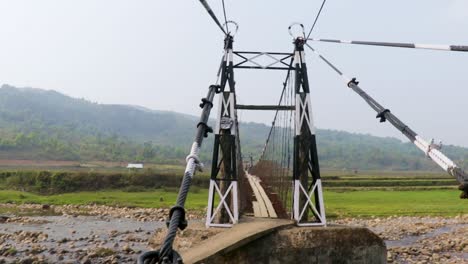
246, 173, 277, 218
181, 218, 292, 264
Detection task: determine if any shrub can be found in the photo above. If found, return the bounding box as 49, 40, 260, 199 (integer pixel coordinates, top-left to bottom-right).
0, 169, 209, 194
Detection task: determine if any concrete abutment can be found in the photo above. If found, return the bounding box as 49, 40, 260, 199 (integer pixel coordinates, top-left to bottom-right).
179, 219, 386, 264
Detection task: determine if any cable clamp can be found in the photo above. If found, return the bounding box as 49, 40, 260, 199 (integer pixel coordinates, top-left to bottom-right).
199, 98, 213, 109
376, 109, 390, 123
138, 250, 183, 264
186, 154, 204, 172
166, 205, 188, 231
401, 125, 409, 134
347, 78, 359, 88
197, 122, 213, 138
429, 138, 442, 151
186, 154, 200, 164
209, 84, 222, 94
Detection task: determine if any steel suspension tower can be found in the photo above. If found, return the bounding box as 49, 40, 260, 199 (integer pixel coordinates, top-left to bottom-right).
292, 36, 326, 226
206, 34, 242, 227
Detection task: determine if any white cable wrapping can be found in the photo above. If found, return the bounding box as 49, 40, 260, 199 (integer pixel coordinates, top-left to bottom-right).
185, 142, 203, 174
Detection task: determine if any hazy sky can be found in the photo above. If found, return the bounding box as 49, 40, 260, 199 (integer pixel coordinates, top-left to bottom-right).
1, 0, 468, 147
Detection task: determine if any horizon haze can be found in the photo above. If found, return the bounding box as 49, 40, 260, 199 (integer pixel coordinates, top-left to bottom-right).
1, 0, 468, 146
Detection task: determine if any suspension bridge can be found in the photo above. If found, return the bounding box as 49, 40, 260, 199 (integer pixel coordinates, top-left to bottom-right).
139, 1, 468, 263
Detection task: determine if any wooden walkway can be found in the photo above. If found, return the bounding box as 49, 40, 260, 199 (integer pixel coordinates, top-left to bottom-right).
246, 173, 277, 218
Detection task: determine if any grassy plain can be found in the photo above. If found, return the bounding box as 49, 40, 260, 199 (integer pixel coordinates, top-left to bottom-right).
0, 164, 465, 218
324, 189, 465, 218
0, 189, 208, 209
0, 189, 465, 218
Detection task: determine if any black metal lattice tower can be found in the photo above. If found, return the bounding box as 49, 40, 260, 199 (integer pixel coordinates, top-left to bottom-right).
291, 37, 326, 226
206, 35, 242, 227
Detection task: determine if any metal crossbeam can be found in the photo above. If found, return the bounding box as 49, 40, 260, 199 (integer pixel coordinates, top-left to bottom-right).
235, 104, 295, 111
233, 51, 294, 70
206, 180, 239, 227
294, 179, 326, 226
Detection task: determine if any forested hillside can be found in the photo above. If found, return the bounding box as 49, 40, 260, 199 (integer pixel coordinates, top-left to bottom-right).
0, 84, 467, 170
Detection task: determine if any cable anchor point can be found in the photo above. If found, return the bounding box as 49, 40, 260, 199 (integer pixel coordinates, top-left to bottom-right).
166, 205, 188, 231
223, 20, 239, 37
138, 250, 183, 264
186, 152, 204, 172
288, 23, 306, 40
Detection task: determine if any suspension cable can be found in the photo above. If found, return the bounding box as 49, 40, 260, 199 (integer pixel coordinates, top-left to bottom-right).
199, 0, 228, 35
138, 58, 225, 263
221, 0, 230, 34
305, 43, 468, 198
251, 56, 296, 216
259, 57, 294, 162
306, 0, 328, 40
308, 38, 468, 52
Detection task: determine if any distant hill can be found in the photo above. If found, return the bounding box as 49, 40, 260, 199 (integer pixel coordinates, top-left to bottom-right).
0, 84, 467, 171
0, 84, 196, 144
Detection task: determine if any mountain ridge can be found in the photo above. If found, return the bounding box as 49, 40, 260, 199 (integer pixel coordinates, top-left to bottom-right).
0, 84, 467, 171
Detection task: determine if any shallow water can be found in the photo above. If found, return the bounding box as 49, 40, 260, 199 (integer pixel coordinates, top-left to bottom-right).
0, 215, 165, 263
385, 223, 468, 248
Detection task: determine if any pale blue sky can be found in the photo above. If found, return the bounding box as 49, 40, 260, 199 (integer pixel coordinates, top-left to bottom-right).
1, 1, 467, 146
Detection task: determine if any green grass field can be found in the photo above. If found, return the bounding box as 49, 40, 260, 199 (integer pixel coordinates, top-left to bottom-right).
0, 188, 465, 218
324, 189, 467, 218
0, 165, 465, 218
0, 189, 208, 209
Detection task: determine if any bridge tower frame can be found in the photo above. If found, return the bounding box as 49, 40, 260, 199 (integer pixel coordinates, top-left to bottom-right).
206, 34, 327, 227
206, 35, 240, 228
292, 37, 326, 226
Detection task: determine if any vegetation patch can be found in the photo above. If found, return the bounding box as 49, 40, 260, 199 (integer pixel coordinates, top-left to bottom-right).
0, 169, 209, 194
0, 189, 208, 209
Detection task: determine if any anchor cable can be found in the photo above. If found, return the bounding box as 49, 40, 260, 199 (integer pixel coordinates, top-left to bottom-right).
199, 0, 228, 35
221, 0, 230, 34
305, 43, 468, 198
306, 0, 328, 40
137, 59, 224, 263
307, 38, 468, 52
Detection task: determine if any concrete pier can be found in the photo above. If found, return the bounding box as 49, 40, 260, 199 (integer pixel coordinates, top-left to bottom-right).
179, 218, 386, 264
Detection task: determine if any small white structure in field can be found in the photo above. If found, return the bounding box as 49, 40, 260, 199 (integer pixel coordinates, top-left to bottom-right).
127, 163, 144, 169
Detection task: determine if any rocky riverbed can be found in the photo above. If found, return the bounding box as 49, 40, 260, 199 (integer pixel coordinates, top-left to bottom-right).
0, 204, 203, 263
332, 215, 468, 263
0, 203, 465, 263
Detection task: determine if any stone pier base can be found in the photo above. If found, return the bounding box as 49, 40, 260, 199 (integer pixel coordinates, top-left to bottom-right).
181, 221, 386, 264
212, 226, 386, 264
